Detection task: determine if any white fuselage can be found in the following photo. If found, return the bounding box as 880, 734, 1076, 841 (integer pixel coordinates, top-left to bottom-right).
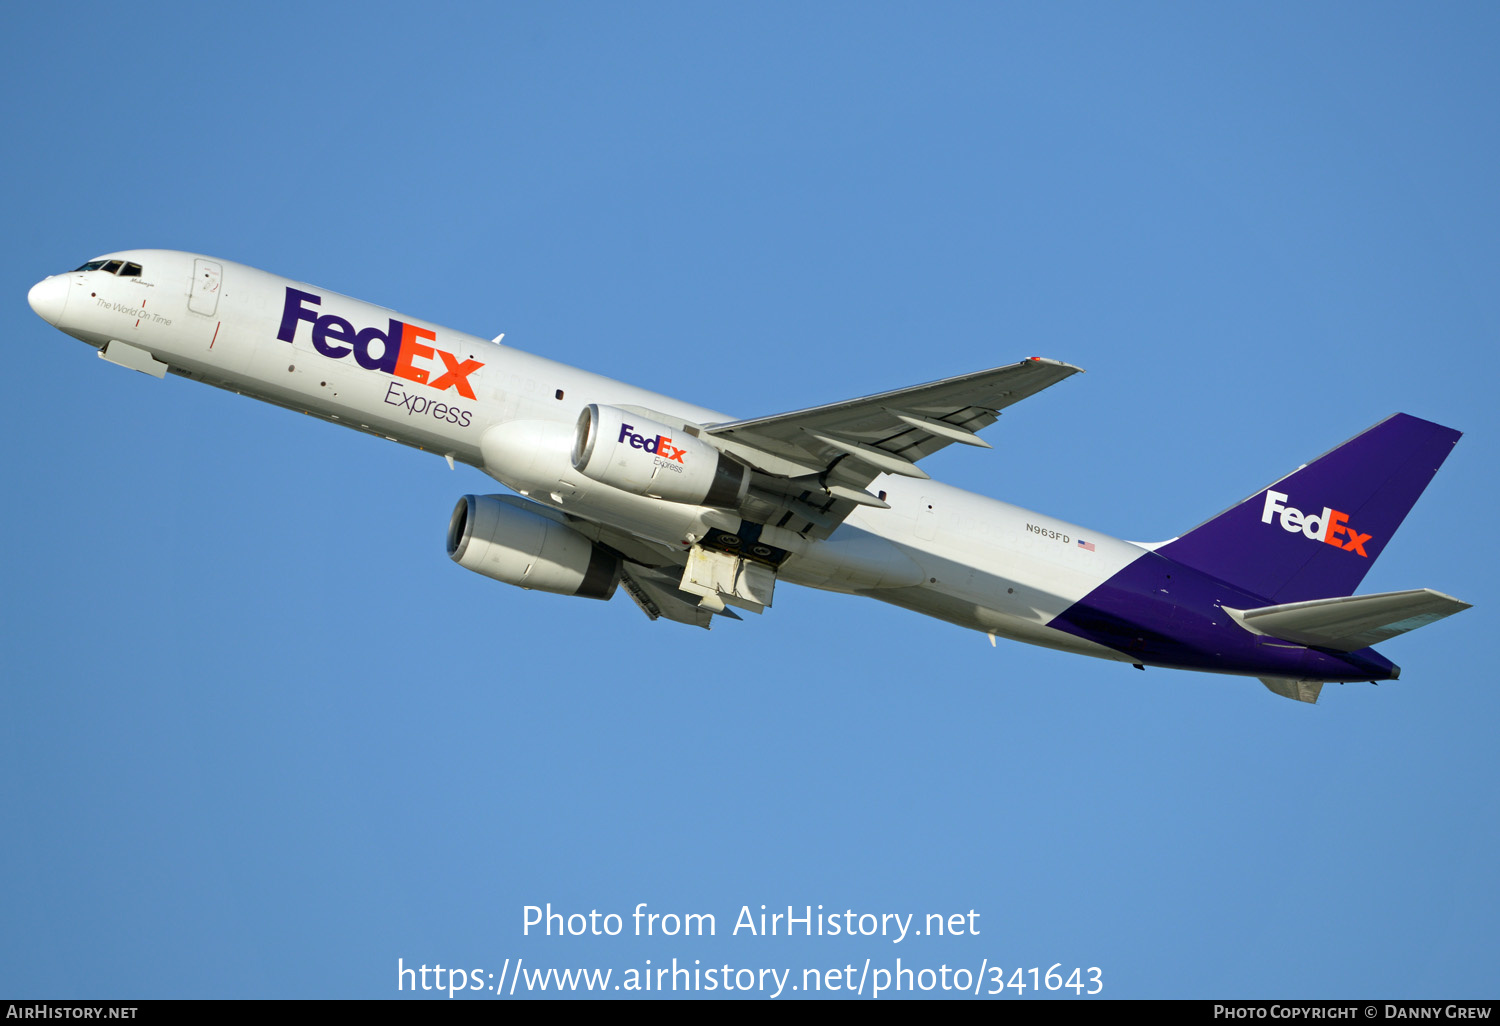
35, 250, 1141, 663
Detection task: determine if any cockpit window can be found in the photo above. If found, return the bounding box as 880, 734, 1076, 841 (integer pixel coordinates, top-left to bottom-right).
70, 259, 145, 277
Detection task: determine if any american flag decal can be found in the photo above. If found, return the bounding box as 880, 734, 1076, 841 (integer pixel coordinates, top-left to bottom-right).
1077, 539, 1095, 551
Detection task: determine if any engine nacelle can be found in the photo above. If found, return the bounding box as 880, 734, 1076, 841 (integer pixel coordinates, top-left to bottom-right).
447, 494, 619, 600
572, 404, 750, 508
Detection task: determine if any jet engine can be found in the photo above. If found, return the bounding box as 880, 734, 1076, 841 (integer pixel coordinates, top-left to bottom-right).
447, 494, 619, 600
572, 404, 750, 508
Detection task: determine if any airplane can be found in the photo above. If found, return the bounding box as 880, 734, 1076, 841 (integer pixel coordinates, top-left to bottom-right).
27, 250, 1469, 703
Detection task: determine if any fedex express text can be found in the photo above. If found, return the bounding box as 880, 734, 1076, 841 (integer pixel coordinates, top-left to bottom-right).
277, 287, 484, 401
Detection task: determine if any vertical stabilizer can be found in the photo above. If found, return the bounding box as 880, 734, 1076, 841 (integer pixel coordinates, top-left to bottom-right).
1159, 414, 1461, 604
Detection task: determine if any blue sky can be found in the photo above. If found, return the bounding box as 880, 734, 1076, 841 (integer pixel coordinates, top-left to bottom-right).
2, 2, 1495, 999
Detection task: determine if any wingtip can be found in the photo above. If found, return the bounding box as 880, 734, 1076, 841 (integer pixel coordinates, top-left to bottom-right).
1026, 356, 1086, 374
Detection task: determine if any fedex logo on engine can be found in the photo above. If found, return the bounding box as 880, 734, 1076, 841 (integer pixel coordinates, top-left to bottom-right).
277, 288, 482, 399
618, 423, 686, 463
1260, 489, 1372, 557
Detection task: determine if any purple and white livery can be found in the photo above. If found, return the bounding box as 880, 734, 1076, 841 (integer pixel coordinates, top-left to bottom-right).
28, 251, 1468, 703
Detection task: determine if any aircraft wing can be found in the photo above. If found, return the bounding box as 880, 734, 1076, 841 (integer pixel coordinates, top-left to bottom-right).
701, 357, 1082, 537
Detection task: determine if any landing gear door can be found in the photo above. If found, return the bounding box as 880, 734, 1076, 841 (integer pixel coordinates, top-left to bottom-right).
189, 258, 222, 317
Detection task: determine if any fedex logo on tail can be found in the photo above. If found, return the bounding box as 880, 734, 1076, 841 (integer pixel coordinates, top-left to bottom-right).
618, 423, 686, 462
277, 288, 482, 399
1261, 490, 1372, 557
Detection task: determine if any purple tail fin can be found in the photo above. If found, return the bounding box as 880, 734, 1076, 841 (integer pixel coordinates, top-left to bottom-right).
1158, 414, 1461, 604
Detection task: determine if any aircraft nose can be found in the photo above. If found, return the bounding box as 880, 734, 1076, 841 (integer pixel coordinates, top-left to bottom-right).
27, 275, 68, 325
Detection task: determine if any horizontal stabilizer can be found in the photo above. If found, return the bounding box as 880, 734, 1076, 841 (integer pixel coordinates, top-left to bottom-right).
1259, 678, 1325, 704
1230, 589, 1470, 652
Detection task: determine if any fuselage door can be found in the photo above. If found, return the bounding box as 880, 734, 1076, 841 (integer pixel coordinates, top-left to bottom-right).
189, 258, 222, 317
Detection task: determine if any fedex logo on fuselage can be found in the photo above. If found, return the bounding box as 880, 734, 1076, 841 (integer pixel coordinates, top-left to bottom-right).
1260, 489, 1372, 557
618, 423, 686, 463
276, 288, 482, 399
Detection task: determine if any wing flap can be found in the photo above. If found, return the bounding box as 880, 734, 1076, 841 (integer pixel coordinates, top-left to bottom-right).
1230, 589, 1471, 651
